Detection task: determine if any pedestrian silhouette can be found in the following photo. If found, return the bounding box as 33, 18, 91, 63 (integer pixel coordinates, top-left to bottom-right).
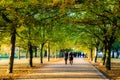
69, 52, 73, 65
64, 51, 68, 64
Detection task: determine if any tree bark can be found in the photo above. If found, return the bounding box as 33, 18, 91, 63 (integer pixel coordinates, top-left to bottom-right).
29, 42, 33, 67
8, 28, 16, 73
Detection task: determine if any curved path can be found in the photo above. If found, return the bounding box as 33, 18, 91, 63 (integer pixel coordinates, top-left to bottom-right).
17, 58, 109, 80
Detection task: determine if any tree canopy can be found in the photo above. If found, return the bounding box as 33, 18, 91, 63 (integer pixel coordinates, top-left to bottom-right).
0, 0, 120, 72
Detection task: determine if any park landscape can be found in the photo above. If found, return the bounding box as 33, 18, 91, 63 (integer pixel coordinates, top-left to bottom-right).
0, 0, 120, 80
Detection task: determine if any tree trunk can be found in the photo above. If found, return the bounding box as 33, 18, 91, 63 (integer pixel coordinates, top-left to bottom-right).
0, 45, 1, 51
111, 48, 115, 58
26, 49, 28, 59
48, 42, 50, 62
94, 47, 98, 62
34, 46, 37, 57
29, 42, 33, 67
18, 47, 20, 59
90, 48, 93, 61
115, 48, 119, 59
102, 45, 107, 65
106, 44, 112, 70
40, 43, 44, 64
8, 29, 16, 73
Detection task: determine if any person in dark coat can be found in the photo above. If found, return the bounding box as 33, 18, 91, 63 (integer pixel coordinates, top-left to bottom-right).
64, 51, 68, 64
69, 52, 73, 65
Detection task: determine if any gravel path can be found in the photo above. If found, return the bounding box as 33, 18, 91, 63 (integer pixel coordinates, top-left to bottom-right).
17, 58, 109, 80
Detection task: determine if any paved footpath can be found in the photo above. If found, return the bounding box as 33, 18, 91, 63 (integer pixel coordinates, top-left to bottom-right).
17, 58, 109, 80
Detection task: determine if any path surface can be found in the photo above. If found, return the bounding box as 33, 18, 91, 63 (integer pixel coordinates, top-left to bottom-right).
17, 58, 109, 80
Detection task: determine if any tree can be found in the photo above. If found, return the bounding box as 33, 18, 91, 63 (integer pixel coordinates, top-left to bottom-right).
77, 0, 120, 70
0, 1, 21, 73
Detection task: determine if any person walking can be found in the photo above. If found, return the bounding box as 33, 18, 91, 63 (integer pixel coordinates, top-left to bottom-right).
64, 51, 68, 65
69, 52, 73, 65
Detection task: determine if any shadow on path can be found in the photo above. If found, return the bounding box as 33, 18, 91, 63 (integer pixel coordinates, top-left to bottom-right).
17, 58, 109, 80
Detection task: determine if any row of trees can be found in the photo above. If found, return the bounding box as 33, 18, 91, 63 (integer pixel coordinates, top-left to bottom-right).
0, 0, 77, 73
0, 0, 120, 73
74, 0, 120, 70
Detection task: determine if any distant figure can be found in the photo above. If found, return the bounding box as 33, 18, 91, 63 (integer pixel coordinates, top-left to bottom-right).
79, 52, 81, 58
64, 51, 68, 64
69, 52, 73, 65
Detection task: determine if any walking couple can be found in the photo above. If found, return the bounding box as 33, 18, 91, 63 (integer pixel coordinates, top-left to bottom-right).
64, 51, 74, 65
